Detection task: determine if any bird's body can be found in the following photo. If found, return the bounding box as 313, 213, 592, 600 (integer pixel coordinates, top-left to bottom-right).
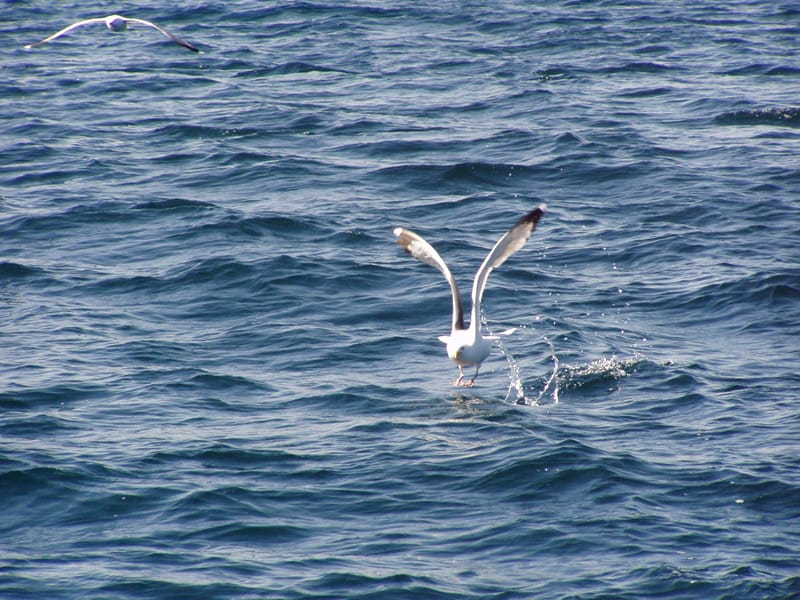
394, 206, 544, 386
24, 14, 199, 52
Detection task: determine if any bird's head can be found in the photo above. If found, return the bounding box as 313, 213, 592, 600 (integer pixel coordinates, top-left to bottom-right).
106, 16, 128, 32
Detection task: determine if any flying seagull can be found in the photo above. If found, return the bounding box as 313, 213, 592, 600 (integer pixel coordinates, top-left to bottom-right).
394, 205, 545, 386
24, 14, 200, 53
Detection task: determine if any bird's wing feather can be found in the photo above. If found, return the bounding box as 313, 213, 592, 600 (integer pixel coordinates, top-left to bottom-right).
25, 18, 107, 48
126, 18, 199, 52
471, 205, 545, 311
394, 227, 464, 332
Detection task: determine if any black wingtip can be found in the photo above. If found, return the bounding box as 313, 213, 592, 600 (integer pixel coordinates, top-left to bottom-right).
517, 204, 545, 228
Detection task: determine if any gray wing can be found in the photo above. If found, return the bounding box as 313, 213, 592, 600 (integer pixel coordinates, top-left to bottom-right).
25, 18, 107, 48
394, 227, 464, 332
126, 18, 200, 52
471, 205, 545, 309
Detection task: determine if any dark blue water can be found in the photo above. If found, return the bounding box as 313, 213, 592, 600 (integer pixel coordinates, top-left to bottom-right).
2, 1, 799, 598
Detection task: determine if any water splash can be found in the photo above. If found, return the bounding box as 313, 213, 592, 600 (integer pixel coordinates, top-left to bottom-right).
485, 315, 559, 406
533, 336, 560, 406
557, 354, 646, 392
486, 310, 647, 405
497, 332, 525, 404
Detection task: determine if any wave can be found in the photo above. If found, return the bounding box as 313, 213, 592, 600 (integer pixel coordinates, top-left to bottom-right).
234, 61, 352, 78
653, 271, 800, 321
152, 123, 267, 140
715, 106, 800, 128
723, 64, 800, 76
369, 161, 551, 190
132, 197, 217, 212
0, 384, 106, 410
0, 260, 45, 280
599, 61, 682, 74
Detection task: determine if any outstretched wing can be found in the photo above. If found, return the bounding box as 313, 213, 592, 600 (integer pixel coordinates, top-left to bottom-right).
127, 18, 200, 52
25, 18, 107, 49
394, 227, 464, 332
471, 205, 545, 310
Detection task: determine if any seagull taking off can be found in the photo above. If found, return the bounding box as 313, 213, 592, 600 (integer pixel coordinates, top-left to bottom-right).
394, 205, 545, 386
24, 14, 200, 53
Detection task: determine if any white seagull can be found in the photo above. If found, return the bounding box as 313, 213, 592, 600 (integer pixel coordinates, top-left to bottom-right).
24, 14, 199, 53
394, 205, 545, 386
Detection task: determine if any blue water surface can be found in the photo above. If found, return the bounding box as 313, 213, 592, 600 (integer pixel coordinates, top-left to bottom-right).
2, 1, 799, 598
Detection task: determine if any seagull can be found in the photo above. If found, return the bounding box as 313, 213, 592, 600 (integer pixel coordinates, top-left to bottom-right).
24, 14, 200, 53
394, 205, 545, 386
